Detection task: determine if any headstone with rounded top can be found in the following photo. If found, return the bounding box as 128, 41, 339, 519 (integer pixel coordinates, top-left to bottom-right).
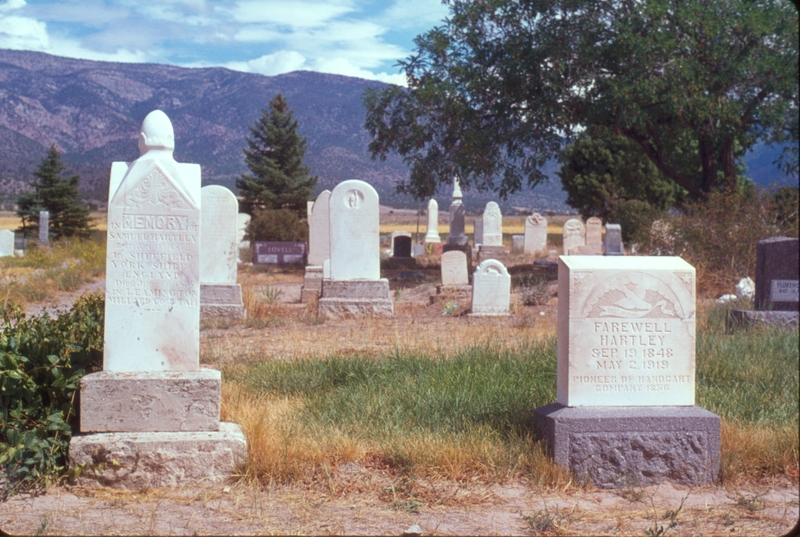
562, 218, 585, 255
482, 202, 503, 246
586, 217, 603, 254
424, 198, 441, 244
524, 213, 548, 255
69, 110, 247, 489
470, 258, 510, 316
302, 190, 332, 303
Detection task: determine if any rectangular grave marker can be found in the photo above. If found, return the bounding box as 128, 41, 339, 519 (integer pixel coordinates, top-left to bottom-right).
254, 242, 307, 265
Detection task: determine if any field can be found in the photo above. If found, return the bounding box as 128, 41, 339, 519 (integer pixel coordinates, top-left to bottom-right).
0, 232, 798, 535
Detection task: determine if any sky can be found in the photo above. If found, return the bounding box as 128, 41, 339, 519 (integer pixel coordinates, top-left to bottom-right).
0, 0, 451, 85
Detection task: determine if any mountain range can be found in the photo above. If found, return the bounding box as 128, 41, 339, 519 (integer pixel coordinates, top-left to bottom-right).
0, 49, 794, 214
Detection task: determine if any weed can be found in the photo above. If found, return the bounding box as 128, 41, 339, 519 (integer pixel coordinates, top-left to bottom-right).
521, 504, 574, 535
442, 301, 457, 316
645, 492, 688, 536
260, 285, 283, 303
721, 512, 735, 526
729, 490, 766, 512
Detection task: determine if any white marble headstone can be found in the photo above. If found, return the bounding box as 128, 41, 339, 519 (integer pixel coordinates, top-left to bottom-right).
562, 218, 585, 255
586, 217, 603, 254
104, 110, 201, 372
308, 190, 331, 266
524, 213, 548, 255
328, 180, 380, 281
557, 256, 696, 407
0, 229, 14, 257
471, 259, 510, 315
200, 185, 238, 285
441, 250, 468, 286
38, 210, 49, 247
424, 198, 441, 243
482, 202, 503, 246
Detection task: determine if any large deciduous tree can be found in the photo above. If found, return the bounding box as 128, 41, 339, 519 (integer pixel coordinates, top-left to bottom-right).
363, 0, 798, 202
237, 94, 318, 216
17, 145, 93, 240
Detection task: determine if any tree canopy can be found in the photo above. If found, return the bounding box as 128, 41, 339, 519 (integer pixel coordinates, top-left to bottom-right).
363, 0, 798, 203
236, 94, 318, 216
17, 145, 92, 240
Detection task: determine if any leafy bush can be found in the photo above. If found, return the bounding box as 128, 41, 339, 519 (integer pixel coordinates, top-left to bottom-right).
246, 208, 308, 242
607, 198, 665, 246
0, 293, 104, 499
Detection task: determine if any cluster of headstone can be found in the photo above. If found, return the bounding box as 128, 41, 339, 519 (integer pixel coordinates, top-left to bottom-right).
67, 110, 725, 490
561, 217, 623, 256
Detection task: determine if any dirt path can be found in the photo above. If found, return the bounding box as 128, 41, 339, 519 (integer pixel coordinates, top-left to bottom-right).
2, 271, 798, 536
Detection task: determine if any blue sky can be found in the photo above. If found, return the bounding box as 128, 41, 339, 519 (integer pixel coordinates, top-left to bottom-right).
0, 0, 450, 84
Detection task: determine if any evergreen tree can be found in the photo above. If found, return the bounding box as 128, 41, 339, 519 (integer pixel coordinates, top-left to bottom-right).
17, 145, 93, 240
237, 94, 318, 216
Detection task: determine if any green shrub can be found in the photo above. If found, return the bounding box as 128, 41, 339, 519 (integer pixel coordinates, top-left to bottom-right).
0, 293, 104, 499
247, 208, 308, 242
607, 198, 664, 245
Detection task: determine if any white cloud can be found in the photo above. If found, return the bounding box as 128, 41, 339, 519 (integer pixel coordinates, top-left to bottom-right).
0, 15, 49, 51
0, 0, 27, 12
381, 0, 450, 28
227, 50, 307, 76
227, 1, 354, 28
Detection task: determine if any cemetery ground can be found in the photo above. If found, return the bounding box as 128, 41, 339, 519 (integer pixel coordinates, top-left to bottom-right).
0, 217, 798, 536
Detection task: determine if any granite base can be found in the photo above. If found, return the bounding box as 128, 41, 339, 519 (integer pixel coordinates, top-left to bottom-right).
200, 284, 245, 320
301, 265, 323, 303
319, 279, 394, 318
726, 309, 799, 331
68, 422, 247, 489
533, 404, 720, 488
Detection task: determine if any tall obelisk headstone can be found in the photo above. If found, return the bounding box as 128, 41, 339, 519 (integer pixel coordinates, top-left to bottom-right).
200, 185, 245, 320
534, 256, 720, 488
318, 180, 393, 318
443, 176, 472, 274
69, 110, 247, 489
424, 198, 441, 245
302, 189, 331, 303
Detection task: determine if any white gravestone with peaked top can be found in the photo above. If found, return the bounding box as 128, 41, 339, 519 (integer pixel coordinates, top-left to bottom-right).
424, 198, 441, 244
302, 190, 331, 303
70, 110, 247, 489
470, 259, 511, 316
524, 213, 548, 255
200, 185, 245, 319
534, 255, 719, 489
319, 179, 393, 318
477, 202, 508, 264
562, 218, 585, 255
0, 229, 14, 257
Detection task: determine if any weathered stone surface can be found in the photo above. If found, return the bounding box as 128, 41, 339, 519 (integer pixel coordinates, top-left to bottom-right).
482, 202, 503, 246
308, 190, 331, 266
79, 370, 221, 433
38, 210, 49, 247
557, 256, 696, 407
755, 237, 799, 312
104, 110, 201, 372
319, 279, 393, 318
68, 422, 248, 490
586, 217, 603, 254
533, 404, 720, 488
476, 245, 508, 265
0, 229, 13, 257
200, 185, 238, 285
562, 218, 585, 256
726, 309, 799, 331
524, 213, 547, 255
472, 218, 483, 247
441, 250, 468, 286
301, 265, 323, 303
511, 235, 524, 254
471, 258, 510, 316
329, 180, 380, 280
200, 283, 245, 320
424, 198, 441, 243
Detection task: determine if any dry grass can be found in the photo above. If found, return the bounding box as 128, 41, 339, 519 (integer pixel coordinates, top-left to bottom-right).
720, 421, 799, 484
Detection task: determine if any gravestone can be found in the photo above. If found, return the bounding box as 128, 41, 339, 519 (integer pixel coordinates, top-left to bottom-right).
473, 219, 484, 247
38, 210, 49, 247
411, 244, 425, 257
470, 258, 510, 316
534, 256, 720, 488
200, 185, 245, 320
482, 202, 503, 246
431, 250, 471, 306
446, 176, 468, 246
69, 110, 246, 489
604, 224, 623, 256
524, 213, 548, 255
319, 179, 393, 318
390, 231, 413, 258
586, 217, 603, 254
511, 235, 524, 254
562, 218, 585, 255
302, 190, 331, 302
728, 236, 799, 329
424, 198, 441, 244
254, 242, 307, 264
0, 229, 14, 257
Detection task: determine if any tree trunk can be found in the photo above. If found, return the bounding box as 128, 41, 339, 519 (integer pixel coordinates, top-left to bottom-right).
719, 137, 737, 193
699, 135, 718, 193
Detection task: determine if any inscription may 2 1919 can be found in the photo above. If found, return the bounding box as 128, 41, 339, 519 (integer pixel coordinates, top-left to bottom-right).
558, 257, 696, 407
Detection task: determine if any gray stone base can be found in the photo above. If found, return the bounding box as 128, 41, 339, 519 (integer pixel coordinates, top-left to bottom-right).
533, 404, 720, 488
476, 245, 508, 265
429, 284, 472, 305
727, 309, 799, 331
200, 284, 246, 320
79, 370, 221, 433
301, 265, 323, 303
68, 422, 248, 490
319, 279, 394, 318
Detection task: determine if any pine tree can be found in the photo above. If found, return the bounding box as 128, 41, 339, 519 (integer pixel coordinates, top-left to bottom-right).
17, 145, 93, 240
236, 94, 318, 216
